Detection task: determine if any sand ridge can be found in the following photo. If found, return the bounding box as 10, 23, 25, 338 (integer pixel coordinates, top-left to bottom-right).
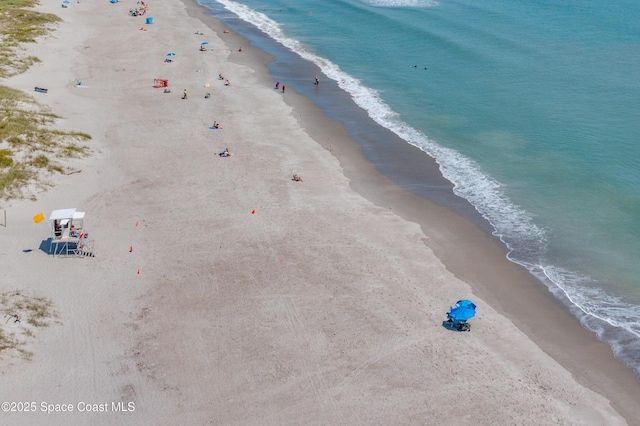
0, 0, 631, 424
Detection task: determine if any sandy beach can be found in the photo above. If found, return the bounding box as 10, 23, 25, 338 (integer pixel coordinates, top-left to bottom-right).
0, 0, 639, 424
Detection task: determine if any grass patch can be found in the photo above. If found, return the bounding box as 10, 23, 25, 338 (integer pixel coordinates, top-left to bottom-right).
0, 85, 92, 199
0, 291, 59, 361
0, 0, 60, 78
62, 143, 90, 157
48, 164, 64, 173
0, 149, 13, 167
32, 154, 48, 168
0, 166, 33, 196
0, 2, 93, 202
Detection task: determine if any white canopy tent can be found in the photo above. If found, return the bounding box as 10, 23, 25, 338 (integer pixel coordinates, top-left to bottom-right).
49, 208, 93, 257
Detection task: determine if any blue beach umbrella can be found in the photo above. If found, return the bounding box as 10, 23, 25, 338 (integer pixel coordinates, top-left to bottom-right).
166, 52, 176, 57
201, 41, 209, 45
455, 299, 476, 309
444, 298, 476, 331
448, 305, 476, 322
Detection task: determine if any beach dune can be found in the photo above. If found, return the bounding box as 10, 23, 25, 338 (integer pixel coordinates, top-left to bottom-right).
0, 0, 637, 424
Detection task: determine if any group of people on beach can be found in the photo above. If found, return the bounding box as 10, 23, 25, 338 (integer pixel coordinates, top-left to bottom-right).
129, 2, 147, 16
216, 74, 231, 86
174, 32, 308, 177
274, 74, 319, 94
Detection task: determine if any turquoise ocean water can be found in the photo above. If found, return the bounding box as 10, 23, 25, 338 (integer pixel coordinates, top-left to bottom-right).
197, 0, 640, 375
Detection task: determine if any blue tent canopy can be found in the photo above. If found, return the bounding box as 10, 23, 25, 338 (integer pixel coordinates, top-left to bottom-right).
455, 299, 476, 309
448, 305, 476, 322
443, 299, 476, 331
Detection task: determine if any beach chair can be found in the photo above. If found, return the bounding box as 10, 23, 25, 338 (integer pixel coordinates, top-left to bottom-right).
154, 79, 168, 88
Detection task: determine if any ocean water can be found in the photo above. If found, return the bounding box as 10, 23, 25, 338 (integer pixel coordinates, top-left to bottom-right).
197, 0, 640, 375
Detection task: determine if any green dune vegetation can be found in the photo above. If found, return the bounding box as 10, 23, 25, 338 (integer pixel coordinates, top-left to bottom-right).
1, 2, 79, 356
0, 0, 91, 200
0, 290, 59, 360
0, 0, 59, 77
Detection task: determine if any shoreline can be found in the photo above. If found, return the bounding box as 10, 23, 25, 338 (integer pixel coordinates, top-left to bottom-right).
0, 0, 637, 423
199, 0, 640, 382
186, 0, 640, 418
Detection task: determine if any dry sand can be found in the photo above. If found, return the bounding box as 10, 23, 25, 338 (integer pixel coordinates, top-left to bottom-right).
0, 0, 638, 424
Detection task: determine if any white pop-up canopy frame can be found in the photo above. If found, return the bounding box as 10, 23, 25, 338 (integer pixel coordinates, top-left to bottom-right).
49, 208, 84, 238
49, 208, 93, 257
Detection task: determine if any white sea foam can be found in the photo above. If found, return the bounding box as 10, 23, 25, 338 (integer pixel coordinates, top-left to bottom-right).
365, 0, 439, 8
537, 264, 640, 370
215, 1, 546, 248
214, 0, 640, 375
542, 265, 640, 337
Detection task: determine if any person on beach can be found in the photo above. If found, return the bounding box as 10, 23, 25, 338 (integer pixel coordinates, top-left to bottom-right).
212, 121, 222, 129
224, 79, 231, 86
219, 148, 231, 157
70, 225, 85, 238
275, 81, 280, 89
183, 89, 188, 99
315, 75, 319, 85
282, 85, 285, 93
